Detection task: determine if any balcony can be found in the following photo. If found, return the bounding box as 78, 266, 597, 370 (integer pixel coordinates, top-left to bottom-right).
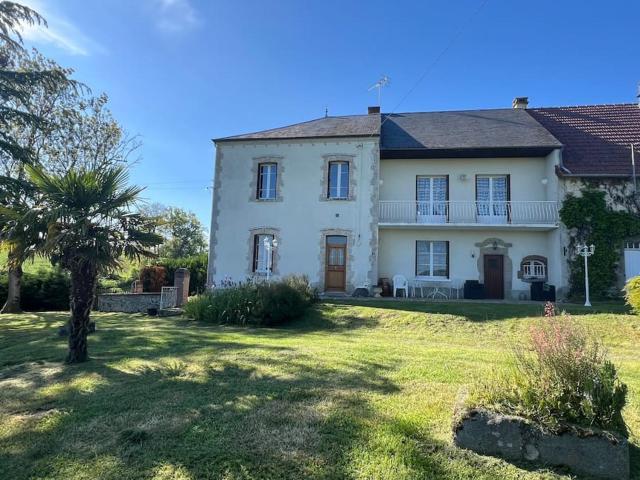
378, 200, 559, 230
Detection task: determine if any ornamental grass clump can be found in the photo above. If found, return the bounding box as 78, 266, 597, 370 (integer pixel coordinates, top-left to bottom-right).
470, 302, 628, 434
184, 275, 317, 326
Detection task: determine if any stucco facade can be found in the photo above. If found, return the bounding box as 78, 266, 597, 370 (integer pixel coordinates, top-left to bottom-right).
207, 138, 379, 291
207, 137, 569, 299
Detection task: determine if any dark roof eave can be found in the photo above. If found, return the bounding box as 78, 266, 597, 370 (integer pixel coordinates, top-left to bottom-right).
380, 145, 560, 159
557, 172, 634, 178
213, 133, 380, 143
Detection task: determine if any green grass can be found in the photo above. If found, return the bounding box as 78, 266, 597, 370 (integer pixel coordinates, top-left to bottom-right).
0, 249, 141, 278
0, 301, 638, 479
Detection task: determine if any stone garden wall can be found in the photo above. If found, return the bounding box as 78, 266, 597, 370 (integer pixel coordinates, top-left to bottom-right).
97, 293, 161, 313
453, 409, 629, 480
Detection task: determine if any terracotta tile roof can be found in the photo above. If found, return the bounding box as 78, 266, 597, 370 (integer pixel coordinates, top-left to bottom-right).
528, 104, 640, 176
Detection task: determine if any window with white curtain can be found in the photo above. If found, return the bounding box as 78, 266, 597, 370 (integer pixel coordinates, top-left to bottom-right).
416, 240, 449, 278
253, 234, 274, 273
476, 175, 508, 221
416, 176, 447, 222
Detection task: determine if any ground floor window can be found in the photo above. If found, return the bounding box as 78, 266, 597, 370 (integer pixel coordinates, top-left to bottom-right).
253, 234, 274, 273
415, 240, 449, 279
522, 260, 546, 279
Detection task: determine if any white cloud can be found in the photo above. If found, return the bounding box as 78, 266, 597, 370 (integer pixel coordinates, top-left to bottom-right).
154, 0, 200, 33
17, 0, 104, 56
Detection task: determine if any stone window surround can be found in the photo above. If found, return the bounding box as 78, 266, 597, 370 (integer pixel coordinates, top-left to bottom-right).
250, 156, 284, 202
517, 255, 549, 283
317, 228, 355, 292
246, 227, 281, 276
320, 154, 357, 202
475, 238, 514, 295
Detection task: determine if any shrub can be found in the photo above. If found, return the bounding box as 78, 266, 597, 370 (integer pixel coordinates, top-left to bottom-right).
139, 266, 166, 293
184, 275, 317, 326
624, 275, 640, 314
469, 307, 628, 434
0, 268, 70, 311
156, 254, 207, 295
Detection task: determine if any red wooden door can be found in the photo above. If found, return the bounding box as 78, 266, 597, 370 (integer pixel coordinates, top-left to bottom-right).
484, 254, 504, 299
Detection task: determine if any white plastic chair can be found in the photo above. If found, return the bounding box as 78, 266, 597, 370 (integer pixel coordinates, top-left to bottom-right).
450, 278, 464, 299
392, 274, 409, 298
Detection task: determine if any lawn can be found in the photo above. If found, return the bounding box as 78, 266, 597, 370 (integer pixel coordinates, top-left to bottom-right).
0, 301, 638, 479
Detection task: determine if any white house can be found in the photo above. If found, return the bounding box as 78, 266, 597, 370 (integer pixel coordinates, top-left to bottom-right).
207, 99, 640, 300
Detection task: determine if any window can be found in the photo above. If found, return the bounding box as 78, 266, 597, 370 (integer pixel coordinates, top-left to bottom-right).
328, 161, 349, 199
476, 175, 509, 222
416, 176, 448, 222
257, 163, 277, 200
522, 260, 546, 279
253, 234, 274, 273
416, 240, 449, 278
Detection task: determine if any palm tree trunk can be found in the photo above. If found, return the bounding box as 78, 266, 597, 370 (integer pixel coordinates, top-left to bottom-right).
1, 263, 23, 314
66, 261, 97, 364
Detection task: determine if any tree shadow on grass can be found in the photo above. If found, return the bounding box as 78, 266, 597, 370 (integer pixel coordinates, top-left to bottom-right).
0, 347, 403, 479
631, 443, 640, 480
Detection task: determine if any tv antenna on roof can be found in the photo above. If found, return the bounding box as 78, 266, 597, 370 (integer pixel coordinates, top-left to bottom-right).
368, 75, 390, 107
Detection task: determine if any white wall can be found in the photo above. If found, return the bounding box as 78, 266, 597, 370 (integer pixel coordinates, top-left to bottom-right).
380, 157, 549, 202
378, 228, 560, 299
208, 137, 379, 291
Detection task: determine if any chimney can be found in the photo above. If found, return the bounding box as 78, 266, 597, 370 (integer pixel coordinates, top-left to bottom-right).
368, 106, 380, 114
512, 97, 529, 109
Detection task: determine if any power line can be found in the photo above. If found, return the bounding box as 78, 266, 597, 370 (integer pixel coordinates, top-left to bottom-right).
378, 0, 490, 131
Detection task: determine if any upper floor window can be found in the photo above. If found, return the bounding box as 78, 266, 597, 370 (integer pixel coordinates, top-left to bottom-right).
476, 175, 510, 222
417, 175, 448, 221
416, 240, 449, 279
328, 161, 349, 199
257, 163, 277, 200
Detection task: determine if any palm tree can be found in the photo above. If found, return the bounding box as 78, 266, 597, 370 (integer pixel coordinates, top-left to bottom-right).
26, 165, 162, 363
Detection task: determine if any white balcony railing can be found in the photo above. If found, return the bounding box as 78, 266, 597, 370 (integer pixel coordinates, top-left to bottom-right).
379, 201, 559, 226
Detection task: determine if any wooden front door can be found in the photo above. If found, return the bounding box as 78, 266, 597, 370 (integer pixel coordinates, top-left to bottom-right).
325, 235, 347, 291
484, 254, 504, 299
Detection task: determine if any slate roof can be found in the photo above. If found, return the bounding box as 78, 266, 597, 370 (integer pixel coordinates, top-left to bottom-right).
528, 104, 640, 176
214, 114, 380, 142
380, 108, 561, 151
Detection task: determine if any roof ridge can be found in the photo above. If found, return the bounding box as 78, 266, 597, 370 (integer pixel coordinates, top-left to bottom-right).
384, 107, 516, 115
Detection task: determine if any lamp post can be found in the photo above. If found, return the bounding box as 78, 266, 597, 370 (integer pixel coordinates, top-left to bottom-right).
576, 244, 595, 307
263, 237, 278, 282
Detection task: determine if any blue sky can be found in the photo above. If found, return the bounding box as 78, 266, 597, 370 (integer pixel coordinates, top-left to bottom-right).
19, 0, 640, 229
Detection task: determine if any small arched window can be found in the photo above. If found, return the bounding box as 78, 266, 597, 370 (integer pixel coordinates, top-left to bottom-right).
522, 259, 546, 279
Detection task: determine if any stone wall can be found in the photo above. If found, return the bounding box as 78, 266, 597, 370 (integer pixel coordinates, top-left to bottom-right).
97, 293, 161, 313
454, 409, 629, 480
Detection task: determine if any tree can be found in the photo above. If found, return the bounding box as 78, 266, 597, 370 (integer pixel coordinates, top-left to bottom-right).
140, 204, 207, 259
0, 1, 72, 163
0, 1, 77, 313
157, 207, 207, 258
1, 51, 135, 313
26, 165, 162, 363
0, 50, 76, 313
